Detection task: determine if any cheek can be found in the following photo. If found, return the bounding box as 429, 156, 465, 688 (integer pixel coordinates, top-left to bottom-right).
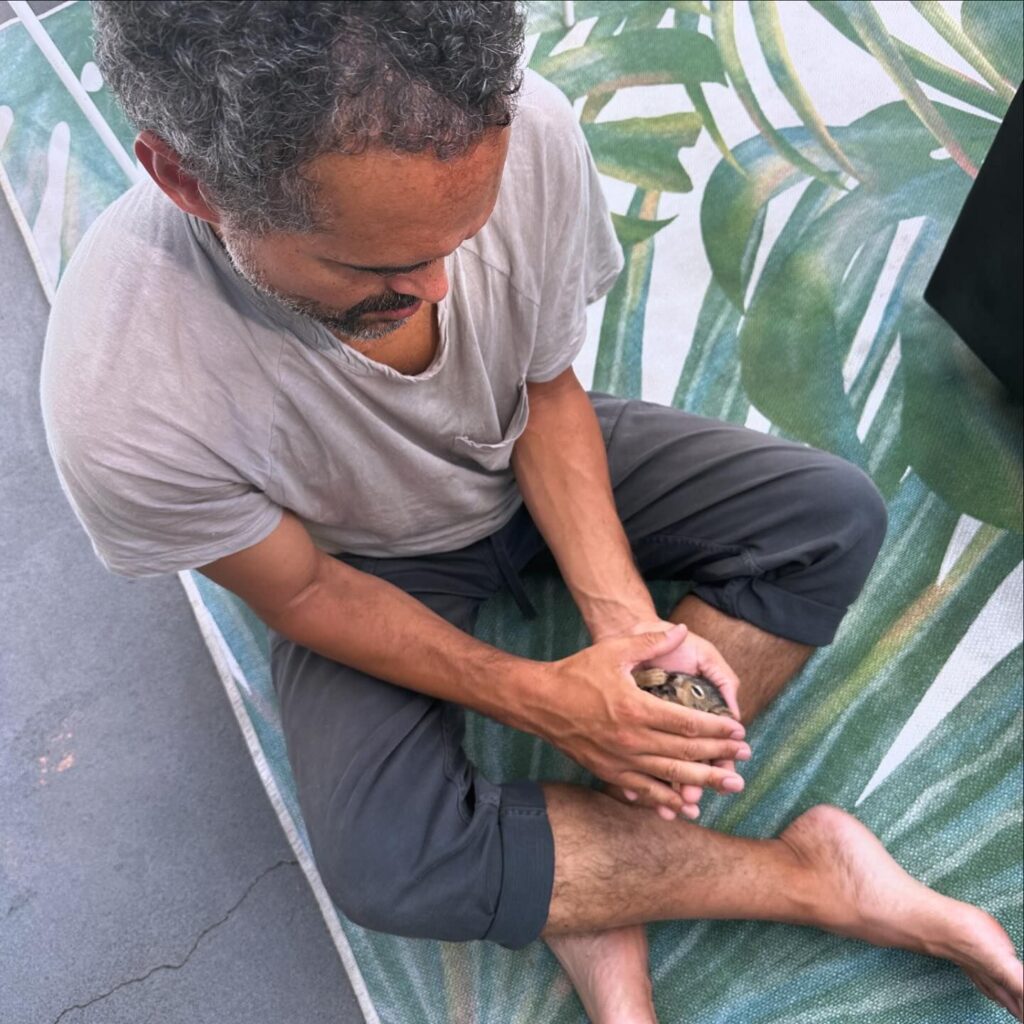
265, 255, 369, 305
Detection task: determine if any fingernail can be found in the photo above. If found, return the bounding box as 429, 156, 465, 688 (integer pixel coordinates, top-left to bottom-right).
657, 806, 677, 821
683, 805, 700, 819
623, 789, 638, 801
737, 746, 752, 760
722, 776, 744, 792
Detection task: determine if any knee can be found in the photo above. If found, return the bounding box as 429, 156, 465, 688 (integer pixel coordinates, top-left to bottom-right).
312, 815, 417, 936
797, 455, 888, 584
824, 458, 888, 561
314, 833, 391, 934
309, 779, 501, 941
310, 802, 410, 935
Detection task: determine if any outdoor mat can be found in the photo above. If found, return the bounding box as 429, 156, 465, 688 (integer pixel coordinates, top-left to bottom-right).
4, 1, 1021, 1021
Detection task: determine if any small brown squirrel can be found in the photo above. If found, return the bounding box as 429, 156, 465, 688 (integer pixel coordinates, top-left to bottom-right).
631, 668, 734, 718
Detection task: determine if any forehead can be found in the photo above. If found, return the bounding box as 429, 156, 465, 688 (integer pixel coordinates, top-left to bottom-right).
301, 130, 510, 266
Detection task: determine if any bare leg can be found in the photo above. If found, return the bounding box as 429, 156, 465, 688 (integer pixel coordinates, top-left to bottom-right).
539, 785, 1023, 1020
544, 598, 1023, 1022
547, 597, 815, 1022
544, 921, 656, 1024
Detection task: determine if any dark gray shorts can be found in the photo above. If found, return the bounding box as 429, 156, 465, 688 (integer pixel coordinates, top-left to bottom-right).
269, 394, 887, 950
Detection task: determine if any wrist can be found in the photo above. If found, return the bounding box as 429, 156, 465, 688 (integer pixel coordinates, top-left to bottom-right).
585, 598, 662, 642
489, 654, 555, 737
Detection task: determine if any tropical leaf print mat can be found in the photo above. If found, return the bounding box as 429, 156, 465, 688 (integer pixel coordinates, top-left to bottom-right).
3, 2, 1021, 1021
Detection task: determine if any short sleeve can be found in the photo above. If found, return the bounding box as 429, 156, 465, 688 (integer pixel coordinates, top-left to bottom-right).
525, 98, 624, 383
44, 426, 283, 579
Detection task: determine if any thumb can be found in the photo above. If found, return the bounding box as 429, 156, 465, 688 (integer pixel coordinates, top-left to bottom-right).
618, 622, 688, 664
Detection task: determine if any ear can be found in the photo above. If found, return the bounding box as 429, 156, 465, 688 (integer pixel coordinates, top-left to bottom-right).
134, 130, 221, 224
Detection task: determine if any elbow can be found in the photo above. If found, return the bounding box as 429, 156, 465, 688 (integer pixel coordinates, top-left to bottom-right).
262, 551, 330, 630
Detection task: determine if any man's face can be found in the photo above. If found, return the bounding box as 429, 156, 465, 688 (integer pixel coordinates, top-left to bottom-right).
219, 128, 511, 343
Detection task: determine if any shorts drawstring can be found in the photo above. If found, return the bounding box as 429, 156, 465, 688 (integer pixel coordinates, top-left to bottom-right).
488, 534, 538, 620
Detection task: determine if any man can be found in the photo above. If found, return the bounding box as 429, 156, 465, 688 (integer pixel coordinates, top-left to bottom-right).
41, 3, 1022, 1021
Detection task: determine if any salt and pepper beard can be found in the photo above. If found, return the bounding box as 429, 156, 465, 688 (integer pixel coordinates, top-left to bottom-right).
219, 227, 419, 343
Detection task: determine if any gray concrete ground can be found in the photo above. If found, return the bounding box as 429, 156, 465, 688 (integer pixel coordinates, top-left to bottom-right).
0, 130, 365, 1024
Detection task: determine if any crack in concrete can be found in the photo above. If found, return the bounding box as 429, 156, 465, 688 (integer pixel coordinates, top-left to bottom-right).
50, 858, 298, 1024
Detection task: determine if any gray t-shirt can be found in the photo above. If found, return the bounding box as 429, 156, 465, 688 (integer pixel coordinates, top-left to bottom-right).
40, 70, 624, 578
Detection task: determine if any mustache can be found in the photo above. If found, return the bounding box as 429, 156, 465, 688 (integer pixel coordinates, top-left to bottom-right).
349, 292, 420, 316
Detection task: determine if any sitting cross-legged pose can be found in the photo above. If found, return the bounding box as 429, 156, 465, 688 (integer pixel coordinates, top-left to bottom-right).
41, 3, 1022, 1021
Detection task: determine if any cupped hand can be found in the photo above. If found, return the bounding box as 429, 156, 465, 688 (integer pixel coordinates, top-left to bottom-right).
616, 620, 745, 821
540, 624, 749, 818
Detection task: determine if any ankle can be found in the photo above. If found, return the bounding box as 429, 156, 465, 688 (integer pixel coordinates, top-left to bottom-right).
772, 836, 835, 929
545, 927, 657, 1024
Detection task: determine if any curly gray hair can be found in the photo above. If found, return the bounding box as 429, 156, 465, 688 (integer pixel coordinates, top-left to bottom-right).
92, 0, 526, 233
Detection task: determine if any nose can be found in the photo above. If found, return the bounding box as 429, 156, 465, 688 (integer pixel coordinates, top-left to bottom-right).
383, 261, 449, 305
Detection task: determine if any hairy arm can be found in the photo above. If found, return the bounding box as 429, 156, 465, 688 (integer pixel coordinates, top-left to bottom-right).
199, 510, 547, 733
199, 508, 745, 814
511, 368, 746, 815
510, 367, 658, 641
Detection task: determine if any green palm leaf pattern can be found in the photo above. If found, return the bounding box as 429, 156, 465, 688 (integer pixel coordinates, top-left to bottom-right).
961, 0, 1024, 85
700, 98, 1022, 520
838, 0, 980, 176
0, 2, 135, 285
583, 112, 702, 191
749, 0, 863, 180
611, 210, 679, 248
711, 0, 848, 187
594, 188, 660, 397
910, 0, 1017, 102
533, 25, 724, 100
808, 0, 1010, 118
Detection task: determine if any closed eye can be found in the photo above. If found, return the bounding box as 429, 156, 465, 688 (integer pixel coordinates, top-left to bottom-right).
324, 256, 440, 276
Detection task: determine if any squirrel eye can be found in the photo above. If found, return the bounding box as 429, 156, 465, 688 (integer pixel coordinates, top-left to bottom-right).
690, 684, 705, 699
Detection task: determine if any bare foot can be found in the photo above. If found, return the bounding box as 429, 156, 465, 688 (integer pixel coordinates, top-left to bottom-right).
545, 924, 658, 1024
779, 804, 1024, 1021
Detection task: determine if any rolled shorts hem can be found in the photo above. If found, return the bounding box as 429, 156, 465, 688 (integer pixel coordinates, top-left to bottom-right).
482, 780, 554, 949
690, 576, 848, 647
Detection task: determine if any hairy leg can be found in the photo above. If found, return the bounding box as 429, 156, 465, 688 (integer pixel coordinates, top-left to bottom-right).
547, 596, 815, 1022
540, 785, 1023, 1020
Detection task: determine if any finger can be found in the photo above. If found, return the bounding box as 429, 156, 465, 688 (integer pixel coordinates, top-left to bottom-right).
692, 644, 743, 718
642, 757, 745, 794
673, 783, 700, 820
614, 623, 688, 665
644, 698, 746, 740
657, 738, 749, 764
681, 784, 702, 805
725, 688, 743, 721
614, 779, 690, 818
693, 637, 740, 691
600, 783, 640, 807
618, 771, 684, 814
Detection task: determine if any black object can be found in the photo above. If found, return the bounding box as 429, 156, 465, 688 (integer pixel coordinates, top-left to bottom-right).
925, 83, 1023, 402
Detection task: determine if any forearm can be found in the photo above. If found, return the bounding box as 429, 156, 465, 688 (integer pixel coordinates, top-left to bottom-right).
511, 371, 658, 640
264, 552, 547, 733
